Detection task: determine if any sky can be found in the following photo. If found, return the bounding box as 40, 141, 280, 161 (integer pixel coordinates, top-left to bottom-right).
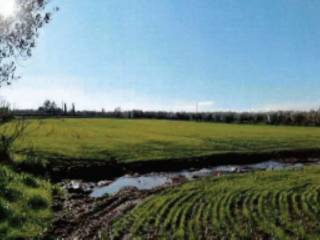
1, 0, 320, 112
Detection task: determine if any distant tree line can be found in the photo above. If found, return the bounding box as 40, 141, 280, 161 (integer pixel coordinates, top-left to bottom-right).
9, 100, 320, 127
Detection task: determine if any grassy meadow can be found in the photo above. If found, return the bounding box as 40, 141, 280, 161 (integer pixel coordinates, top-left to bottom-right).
108, 166, 320, 239
6, 118, 320, 164
0, 165, 52, 239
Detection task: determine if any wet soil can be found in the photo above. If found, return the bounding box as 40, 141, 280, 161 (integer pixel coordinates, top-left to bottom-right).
45, 188, 159, 239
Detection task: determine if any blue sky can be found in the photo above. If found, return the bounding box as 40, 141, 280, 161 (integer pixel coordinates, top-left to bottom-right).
2, 0, 320, 111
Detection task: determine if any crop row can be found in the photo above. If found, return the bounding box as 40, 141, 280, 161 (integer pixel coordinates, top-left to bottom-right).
106, 167, 320, 240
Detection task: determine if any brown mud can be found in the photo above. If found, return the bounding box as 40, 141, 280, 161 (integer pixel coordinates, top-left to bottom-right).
44, 184, 184, 240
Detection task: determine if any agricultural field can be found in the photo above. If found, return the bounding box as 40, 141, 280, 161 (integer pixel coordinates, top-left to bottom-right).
3, 118, 320, 239
0, 165, 52, 240
107, 166, 320, 240
5, 118, 320, 165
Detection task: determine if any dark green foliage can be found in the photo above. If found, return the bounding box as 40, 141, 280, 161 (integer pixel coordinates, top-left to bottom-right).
27, 195, 48, 210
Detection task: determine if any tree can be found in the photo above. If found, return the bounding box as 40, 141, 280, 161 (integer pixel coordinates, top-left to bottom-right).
0, 1, 57, 163
71, 103, 76, 115
63, 103, 67, 114
38, 99, 62, 114
0, 0, 57, 87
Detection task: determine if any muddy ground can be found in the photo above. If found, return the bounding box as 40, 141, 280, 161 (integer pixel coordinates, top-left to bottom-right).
44, 178, 187, 240
45, 188, 151, 239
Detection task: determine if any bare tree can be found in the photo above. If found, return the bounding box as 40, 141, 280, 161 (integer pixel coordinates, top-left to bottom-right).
0, 0, 57, 87
0, 101, 25, 163
0, 116, 28, 163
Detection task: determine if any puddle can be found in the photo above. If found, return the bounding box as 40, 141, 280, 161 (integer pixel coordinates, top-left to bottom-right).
90, 175, 172, 198
250, 161, 288, 170
89, 160, 307, 198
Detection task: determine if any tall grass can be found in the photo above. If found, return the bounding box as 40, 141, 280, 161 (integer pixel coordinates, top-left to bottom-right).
0, 165, 52, 239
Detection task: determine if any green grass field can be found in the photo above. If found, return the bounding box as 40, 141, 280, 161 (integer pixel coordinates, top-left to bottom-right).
0, 165, 52, 240
107, 166, 320, 239
7, 118, 320, 164
2, 118, 320, 239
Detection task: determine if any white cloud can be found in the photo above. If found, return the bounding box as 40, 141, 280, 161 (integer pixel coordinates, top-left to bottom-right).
198, 101, 214, 106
